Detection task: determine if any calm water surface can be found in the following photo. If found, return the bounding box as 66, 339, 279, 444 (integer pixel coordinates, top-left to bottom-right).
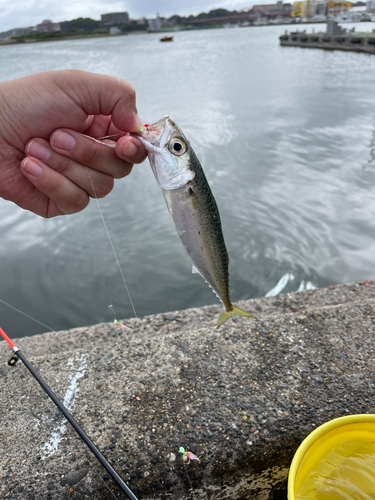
1, 25, 375, 336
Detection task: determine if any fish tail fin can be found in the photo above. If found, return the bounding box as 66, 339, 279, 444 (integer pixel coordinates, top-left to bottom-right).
215, 305, 257, 329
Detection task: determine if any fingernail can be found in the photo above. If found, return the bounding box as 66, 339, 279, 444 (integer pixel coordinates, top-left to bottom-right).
135, 114, 145, 132
52, 130, 76, 151
27, 140, 51, 161
23, 159, 43, 178
122, 141, 138, 158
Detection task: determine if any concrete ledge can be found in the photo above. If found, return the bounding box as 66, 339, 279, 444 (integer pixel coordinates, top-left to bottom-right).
279, 33, 375, 54
1, 281, 375, 499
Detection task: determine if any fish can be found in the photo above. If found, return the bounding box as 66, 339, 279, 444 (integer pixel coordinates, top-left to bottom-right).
136, 117, 256, 328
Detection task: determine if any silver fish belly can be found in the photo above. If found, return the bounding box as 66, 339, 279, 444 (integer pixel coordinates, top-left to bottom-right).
162, 180, 230, 310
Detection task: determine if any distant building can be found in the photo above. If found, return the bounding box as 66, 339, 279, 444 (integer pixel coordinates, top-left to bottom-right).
291, 0, 350, 16
101, 12, 129, 26
11, 27, 32, 36
147, 15, 162, 31
253, 1, 292, 18
291, 1, 303, 16
109, 26, 121, 34
315, 1, 328, 15
366, 0, 375, 9
291, 1, 318, 17
36, 19, 61, 32
137, 17, 147, 25
305, 0, 318, 16
0, 26, 32, 39
326, 0, 351, 15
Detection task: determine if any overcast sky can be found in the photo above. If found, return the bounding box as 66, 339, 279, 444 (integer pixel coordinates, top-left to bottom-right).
0, 0, 259, 33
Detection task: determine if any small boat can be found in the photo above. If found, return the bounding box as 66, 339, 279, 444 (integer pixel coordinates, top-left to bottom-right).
160, 36, 173, 42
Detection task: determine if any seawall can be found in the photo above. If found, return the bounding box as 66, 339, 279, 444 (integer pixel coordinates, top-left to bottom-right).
1, 280, 375, 499
280, 31, 375, 54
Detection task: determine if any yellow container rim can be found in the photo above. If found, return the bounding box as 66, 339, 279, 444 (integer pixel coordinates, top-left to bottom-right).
288, 413, 375, 500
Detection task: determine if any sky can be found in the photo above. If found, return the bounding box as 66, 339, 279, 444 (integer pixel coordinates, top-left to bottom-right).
0, 0, 259, 33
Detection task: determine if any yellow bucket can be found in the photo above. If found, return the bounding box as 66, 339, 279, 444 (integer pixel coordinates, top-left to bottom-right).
288, 414, 375, 499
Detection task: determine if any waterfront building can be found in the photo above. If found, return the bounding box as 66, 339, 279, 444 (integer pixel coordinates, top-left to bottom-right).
101, 12, 129, 26
315, 1, 328, 15
253, 1, 292, 18
366, 0, 375, 10
291, 1, 303, 16
291, 0, 323, 17
325, 0, 351, 15
306, 0, 351, 15
148, 15, 162, 32
36, 20, 61, 32
0, 27, 32, 39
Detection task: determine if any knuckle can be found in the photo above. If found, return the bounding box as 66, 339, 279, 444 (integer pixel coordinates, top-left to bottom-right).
66, 191, 89, 213
113, 163, 133, 179
54, 155, 71, 174
48, 174, 64, 194
95, 174, 114, 198
77, 141, 101, 166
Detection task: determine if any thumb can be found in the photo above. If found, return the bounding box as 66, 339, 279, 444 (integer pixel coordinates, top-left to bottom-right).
49, 70, 144, 133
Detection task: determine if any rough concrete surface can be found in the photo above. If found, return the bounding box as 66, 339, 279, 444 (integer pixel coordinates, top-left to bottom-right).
1, 281, 375, 500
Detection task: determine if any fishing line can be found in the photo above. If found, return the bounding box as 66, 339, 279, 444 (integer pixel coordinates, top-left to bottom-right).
0, 172, 141, 497
100, 304, 117, 323
183, 464, 197, 500
0, 298, 54, 332
87, 171, 138, 319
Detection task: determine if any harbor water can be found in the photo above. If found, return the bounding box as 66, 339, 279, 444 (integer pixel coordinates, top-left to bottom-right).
1, 24, 375, 336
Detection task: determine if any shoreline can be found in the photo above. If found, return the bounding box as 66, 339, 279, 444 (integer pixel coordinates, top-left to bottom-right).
0, 31, 146, 46
1, 20, 366, 47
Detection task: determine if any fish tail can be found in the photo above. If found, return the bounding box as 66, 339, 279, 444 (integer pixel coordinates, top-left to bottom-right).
215, 305, 257, 329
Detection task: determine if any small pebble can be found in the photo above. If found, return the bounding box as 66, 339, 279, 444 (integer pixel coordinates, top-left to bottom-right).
165, 314, 177, 321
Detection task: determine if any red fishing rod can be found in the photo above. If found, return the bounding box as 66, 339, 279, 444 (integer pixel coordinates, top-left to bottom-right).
0, 327, 139, 500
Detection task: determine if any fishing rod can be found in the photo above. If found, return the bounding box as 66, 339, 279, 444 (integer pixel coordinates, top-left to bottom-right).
0, 327, 139, 500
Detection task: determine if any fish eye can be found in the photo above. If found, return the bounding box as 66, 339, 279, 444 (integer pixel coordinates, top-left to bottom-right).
169, 138, 186, 156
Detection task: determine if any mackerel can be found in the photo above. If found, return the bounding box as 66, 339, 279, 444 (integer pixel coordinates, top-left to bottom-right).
137, 117, 255, 328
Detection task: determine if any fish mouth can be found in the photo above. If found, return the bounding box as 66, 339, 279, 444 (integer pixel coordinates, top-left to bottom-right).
133, 116, 175, 155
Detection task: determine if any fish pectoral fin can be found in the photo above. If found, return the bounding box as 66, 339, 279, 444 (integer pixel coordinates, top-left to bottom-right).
192, 265, 200, 274
215, 305, 257, 329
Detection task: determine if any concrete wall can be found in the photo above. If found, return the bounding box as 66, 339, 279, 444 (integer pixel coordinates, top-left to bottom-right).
1, 281, 375, 499
280, 32, 375, 53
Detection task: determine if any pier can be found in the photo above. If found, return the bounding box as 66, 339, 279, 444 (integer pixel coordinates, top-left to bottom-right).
280, 20, 375, 54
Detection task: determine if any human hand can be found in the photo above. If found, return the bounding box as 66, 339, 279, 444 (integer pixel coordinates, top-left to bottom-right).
0, 70, 147, 217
